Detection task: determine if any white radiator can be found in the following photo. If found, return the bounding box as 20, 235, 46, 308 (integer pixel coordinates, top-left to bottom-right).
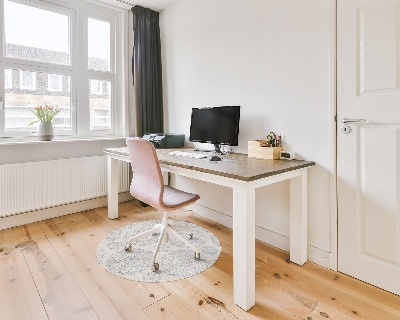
0, 156, 131, 217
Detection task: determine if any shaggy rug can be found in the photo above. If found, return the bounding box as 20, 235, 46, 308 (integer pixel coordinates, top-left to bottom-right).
96, 220, 221, 282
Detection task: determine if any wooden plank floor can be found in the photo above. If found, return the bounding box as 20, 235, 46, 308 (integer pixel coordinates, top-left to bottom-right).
1, 200, 400, 320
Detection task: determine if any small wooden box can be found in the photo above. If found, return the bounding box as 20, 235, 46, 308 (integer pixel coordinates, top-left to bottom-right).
248, 141, 283, 160
250, 139, 270, 147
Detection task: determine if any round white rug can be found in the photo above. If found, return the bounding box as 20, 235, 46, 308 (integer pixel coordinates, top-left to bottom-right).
96, 220, 221, 282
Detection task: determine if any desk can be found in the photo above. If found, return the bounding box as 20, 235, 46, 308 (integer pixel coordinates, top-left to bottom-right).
104, 147, 315, 311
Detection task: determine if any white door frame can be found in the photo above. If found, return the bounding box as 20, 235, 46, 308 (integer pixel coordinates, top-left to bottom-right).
329, 0, 338, 271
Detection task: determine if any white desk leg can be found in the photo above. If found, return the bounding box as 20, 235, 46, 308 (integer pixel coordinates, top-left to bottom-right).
233, 185, 255, 311
289, 169, 308, 265
107, 154, 119, 219
162, 171, 169, 185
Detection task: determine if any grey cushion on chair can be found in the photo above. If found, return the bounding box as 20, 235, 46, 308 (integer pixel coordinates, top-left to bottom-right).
126, 137, 200, 210
163, 186, 199, 209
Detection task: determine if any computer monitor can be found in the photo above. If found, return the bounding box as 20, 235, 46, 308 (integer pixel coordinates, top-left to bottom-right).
189, 106, 240, 153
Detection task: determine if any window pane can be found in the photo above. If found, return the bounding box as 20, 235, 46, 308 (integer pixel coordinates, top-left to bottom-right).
88, 18, 110, 71
90, 79, 103, 95
4, 69, 12, 89
19, 70, 36, 90
90, 79, 111, 130
48, 74, 62, 92
5, 69, 71, 132
4, 0, 70, 65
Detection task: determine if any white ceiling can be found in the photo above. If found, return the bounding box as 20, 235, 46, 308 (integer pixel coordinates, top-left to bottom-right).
99, 0, 179, 11
132, 0, 179, 10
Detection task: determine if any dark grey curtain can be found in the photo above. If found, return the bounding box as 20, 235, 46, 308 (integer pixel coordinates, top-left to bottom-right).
132, 5, 164, 136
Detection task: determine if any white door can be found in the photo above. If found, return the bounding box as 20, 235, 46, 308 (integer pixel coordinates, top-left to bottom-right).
338, 0, 400, 294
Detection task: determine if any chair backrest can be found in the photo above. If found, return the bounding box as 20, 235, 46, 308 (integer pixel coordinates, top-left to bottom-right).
126, 138, 164, 209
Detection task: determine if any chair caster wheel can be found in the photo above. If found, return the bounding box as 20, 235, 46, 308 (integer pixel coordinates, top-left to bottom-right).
151, 263, 159, 272
124, 244, 132, 252
188, 232, 193, 240
194, 252, 200, 260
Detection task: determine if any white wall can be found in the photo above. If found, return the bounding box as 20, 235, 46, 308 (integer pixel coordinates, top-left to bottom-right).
160, 0, 335, 267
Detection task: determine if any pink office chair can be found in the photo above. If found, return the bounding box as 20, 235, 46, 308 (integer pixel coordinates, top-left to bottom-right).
125, 137, 201, 272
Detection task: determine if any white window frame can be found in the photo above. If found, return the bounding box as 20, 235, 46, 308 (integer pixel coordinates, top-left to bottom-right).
48, 74, 63, 92
81, 10, 118, 136
0, 0, 126, 139
19, 70, 36, 91
4, 68, 11, 89
1, 0, 74, 137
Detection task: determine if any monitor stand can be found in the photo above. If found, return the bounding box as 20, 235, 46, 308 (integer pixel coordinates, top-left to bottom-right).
214, 143, 223, 154
194, 144, 225, 154
193, 148, 212, 152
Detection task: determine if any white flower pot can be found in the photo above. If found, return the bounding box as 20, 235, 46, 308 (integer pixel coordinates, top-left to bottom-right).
38, 122, 54, 141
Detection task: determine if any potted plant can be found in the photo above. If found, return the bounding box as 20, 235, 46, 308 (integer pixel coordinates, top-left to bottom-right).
29, 104, 60, 141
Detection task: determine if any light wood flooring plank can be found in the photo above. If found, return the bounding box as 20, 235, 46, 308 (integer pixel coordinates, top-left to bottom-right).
189, 267, 299, 320
305, 302, 356, 320
0, 226, 20, 258
1, 200, 400, 320
258, 259, 399, 320
38, 218, 99, 274
39, 216, 152, 319
161, 279, 240, 320
72, 267, 151, 320
53, 211, 154, 319
303, 261, 400, 313
0, 250, 48, 320
83, 208, 171, 308
13, 224, 99, 320
143, 294, 203, 320
254, 266, 318, 318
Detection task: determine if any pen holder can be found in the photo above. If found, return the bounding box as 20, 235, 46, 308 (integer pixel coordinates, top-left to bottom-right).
248, 140, 283, 160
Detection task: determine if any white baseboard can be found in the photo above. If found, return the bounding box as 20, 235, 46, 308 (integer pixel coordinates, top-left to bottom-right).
187, 202, 233, 228
0, 192, 133, 231
189, 203, 332, 269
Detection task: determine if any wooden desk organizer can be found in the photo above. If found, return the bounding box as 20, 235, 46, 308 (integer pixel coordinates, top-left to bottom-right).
248, 140, 283, 160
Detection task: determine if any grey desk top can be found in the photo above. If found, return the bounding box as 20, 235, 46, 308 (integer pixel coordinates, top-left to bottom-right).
104, 147, 315, 182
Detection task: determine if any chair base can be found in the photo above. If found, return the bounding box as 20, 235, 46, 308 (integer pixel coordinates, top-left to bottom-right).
125, 211, 201, 271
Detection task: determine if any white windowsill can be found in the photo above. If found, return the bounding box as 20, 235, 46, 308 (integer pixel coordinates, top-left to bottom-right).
0, 136, 127, 146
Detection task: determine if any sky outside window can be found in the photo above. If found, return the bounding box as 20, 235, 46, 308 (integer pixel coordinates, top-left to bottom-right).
88, 18, 110, 71
4, 0, 70, 64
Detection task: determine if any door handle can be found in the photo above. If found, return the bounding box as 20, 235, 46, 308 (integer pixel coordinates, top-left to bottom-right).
341, 117, 366, 124
340, 117, 366, 134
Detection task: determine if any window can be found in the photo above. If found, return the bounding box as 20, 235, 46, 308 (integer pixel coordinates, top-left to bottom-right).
19, 70, 36, 91
90, 80, 111, 130
88, 18, 110, 72
6, 69, 71, 132
0, 0, 124, 138
4, 69, 12, 89
86, 14, 115, 134
48, 74, 63, 92
4, 0, 70, 65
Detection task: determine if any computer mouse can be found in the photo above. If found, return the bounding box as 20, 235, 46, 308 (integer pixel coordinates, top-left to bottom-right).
208, 155, 222, 161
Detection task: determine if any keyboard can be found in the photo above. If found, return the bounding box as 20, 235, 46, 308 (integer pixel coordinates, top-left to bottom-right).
169, 151, 208, 159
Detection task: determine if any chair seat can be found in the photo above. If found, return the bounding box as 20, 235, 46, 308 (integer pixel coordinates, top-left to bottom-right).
163, 186, 200, 209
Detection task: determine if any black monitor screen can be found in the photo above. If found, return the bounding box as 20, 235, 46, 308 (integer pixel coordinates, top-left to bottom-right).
189, 106, 240, 146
